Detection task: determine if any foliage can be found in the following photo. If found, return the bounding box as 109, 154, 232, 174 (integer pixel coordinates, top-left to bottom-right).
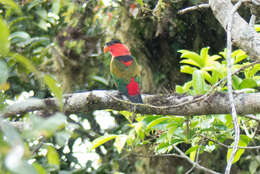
0, 0, 114, 173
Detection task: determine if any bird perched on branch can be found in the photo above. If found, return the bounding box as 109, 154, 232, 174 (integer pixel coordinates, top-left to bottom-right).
104, 39, 143, 103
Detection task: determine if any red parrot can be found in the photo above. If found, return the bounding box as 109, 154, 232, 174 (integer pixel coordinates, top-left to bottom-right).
104, 39, 143, 103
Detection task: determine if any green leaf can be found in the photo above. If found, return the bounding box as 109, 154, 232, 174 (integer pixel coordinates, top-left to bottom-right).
55, 131, 71, 147
47, 146, 60, 169
209, 55, 222, 61
168, 117, 185, 124
91, 75, 109, 86
91, 134, 117, 150
180, 65, 198, 74
180, 59, 201, 68
136, 0, 143, 7
10, 31, 31, 46
192, 70, 206, 94
9, 16, 32, 28
24, 113, 66, 138
167, 124, 177, 142
226, 135, 250, 164
36, 9, 48, 20
134, 122, 145, 139
225, 114, 233, 129
0, 60, 8, 84
232, 49, 248, 63
202, 71, 213, 84
255, 24, 260, 32
219, 49, 227, 59
146, 117, 169, 130
239, 79, 257, 89
38, 19, 50, 31
141, 115, 161, 126
178, 50, 203, 68
119, 110, 134, 123
0, 17, 10, 56
9, 52, 38, 73
185, 145, 199, 155
52, 0, 61, 15
190, 150, 196, 162
6, 159, 37, 174
126, 129, 136, 146
44, 75, 63, 110
32, 162, 47, 174
248, 64, 260, 77
114, 135, 127, 153
0, 119, 23, 146
211, 70, 220, 84
249, 160, 259, 174
232, 75, 242, 90
182, 81, 193, 93
0, 0, 20, 11
200, 47, 209, 67
175, 85, 183, 94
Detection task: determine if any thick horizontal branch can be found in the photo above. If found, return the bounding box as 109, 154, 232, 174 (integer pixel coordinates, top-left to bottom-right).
209, 0, 260, 59
2, 90, 260, 117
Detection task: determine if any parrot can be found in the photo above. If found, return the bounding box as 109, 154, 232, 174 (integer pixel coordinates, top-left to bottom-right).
104, 39, 143, 103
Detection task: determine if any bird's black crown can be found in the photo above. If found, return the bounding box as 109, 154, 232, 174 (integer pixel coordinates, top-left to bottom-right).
106, 39, 122, 46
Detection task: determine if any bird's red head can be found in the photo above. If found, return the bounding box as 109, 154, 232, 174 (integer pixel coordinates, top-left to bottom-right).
104, 39, 131, 57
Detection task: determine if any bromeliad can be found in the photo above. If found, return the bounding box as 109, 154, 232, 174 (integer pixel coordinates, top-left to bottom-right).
104, 39, 143, 103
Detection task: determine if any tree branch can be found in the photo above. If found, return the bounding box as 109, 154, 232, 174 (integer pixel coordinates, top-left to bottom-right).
209, 0, 260, 60
178, 4, 210, 15
2, 90, 260, 117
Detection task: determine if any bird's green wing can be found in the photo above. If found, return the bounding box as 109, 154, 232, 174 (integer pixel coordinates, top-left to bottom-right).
111, 73, 128, 95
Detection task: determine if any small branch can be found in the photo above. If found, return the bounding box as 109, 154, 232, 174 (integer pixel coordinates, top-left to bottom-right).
204, 136, 229, 148
173, 145, 221, 174
225, 0, 245, 173
178, 4, 210, 15
244, 114, 260, 122
185, 145, 201, 174
132, 152, 184, 159
204, 136, 260, 149
252, 0, 260, 5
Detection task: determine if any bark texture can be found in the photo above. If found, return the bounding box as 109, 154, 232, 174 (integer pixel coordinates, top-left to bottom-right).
209, 0, 260, 59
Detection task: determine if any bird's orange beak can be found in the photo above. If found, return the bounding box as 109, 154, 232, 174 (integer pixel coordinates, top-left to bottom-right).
104, 46, 109, 53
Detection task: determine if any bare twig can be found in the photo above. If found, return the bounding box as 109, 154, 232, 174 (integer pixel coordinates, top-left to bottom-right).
244, 114, 260, 122
178, 4, 210, 15
132, 152, 184, 159
224, 0, 245, 173
173, 145, 221, 174
185, 145, 201, 174
204, 136, 260, 149
204, 136, 230, 148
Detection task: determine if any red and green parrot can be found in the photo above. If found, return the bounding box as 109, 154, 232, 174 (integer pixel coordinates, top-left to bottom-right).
104, 39, 143, 103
